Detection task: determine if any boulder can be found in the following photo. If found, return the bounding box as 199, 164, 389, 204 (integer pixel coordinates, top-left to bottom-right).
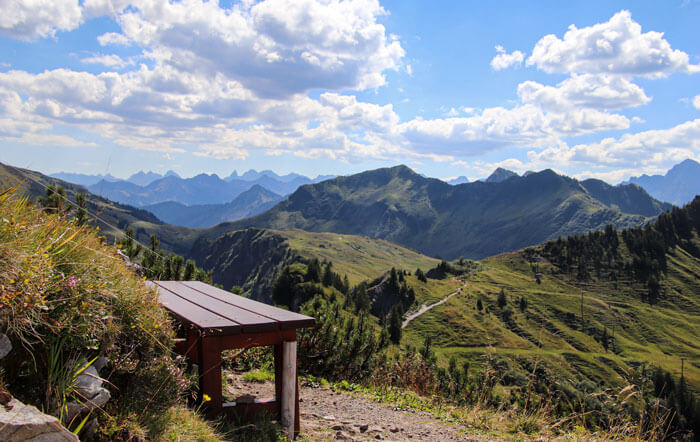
0, 397, 78, 441
65, 364, 111, 424
0, 333, 11, 359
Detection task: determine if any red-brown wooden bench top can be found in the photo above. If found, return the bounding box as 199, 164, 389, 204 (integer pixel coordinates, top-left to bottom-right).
147, 280, 315, 334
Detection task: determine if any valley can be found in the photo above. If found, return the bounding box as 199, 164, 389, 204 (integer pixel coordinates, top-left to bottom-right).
1, 160, 698, 439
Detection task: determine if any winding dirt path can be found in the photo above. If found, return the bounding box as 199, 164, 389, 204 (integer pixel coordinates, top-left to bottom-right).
402, 284, 464, 329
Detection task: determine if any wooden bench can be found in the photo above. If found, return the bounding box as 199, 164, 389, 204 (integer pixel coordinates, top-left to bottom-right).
147, 280, 315, 437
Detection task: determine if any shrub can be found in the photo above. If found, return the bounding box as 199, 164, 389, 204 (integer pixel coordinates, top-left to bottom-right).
0, 187, 187, 437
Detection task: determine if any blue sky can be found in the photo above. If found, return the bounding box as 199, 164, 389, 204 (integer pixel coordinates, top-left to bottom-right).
0, 0, 698, 182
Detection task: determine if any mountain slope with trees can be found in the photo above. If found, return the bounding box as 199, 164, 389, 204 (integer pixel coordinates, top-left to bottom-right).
214, 165, 671, 260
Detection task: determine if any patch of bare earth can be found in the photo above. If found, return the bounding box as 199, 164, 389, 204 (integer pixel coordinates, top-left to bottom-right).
225, 373, 490, 441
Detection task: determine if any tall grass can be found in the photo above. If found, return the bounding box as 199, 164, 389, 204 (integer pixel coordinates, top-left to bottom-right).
0, 186, 196, 438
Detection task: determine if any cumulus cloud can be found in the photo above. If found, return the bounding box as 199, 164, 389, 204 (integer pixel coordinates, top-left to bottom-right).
694, 94, 700, 110
97, 32, 130, 46
529, 119, 700, 170
527, 10, 700, 77
518, 74, 651, 111
0, 0, 82, 40
0, 2, 694, 170
397, 104, 627, 157
81, 54, 133, 69
96, 0, 405, 98
490, 45, 524, 70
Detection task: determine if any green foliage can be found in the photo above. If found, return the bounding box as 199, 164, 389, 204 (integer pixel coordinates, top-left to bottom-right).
299, 295, 388, 381
241, 369, 275, 383
541, 197, 700, 305
129, 232, 211, 283
387, 304, 403, 344
39, 184, 70, 214
0, 186, 189, 438
497, 288, 507, 308
75, 192, 88, 226
518, 296, 527, 312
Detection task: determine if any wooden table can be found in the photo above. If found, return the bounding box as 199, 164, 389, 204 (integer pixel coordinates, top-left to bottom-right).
147, 280, 315, 437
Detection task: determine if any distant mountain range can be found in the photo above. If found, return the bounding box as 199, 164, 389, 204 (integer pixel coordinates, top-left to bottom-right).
200, 165, 671, 260
8, 161, 687, 263
84, 170, 332, 209
623, 159, 700, 206
0, 162, 164, 241
143, 185, 283, 228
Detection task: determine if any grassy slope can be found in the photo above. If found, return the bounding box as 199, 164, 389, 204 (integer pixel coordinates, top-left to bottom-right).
278, 229, 440, 285
0, 162, 198, 253
402, 245, 700, 395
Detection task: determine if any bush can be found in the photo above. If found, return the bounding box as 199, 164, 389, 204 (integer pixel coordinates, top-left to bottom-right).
0, 187, 188, 437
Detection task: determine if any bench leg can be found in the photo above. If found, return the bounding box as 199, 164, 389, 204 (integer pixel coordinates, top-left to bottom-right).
199, 335, 222, 418
281, 340, 297, 439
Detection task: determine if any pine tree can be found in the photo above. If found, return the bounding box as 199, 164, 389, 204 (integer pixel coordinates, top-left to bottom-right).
306, 258, 321, 283
388, 304, 403, 344
322, 262, 334, 286
497, 289, 507, 308
39, 185, 70, 214
75, 192, 88, 226
519, 296, 527, 312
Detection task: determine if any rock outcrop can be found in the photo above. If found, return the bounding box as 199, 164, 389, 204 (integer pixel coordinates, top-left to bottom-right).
0, 397, 78, 441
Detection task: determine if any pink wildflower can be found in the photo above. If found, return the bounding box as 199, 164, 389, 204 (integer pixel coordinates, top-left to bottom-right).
67, 275, 79, 288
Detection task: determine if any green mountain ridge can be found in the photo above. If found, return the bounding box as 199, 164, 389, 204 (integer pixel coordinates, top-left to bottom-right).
212, 165, 671, 260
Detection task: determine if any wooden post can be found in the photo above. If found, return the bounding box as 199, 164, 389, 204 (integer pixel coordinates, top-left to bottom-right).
199, 334, 222, 418
281, 341, 297, 439
274, 343, 283, 402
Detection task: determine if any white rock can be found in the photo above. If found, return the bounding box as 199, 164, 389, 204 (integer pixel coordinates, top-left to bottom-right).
0, 397, 78, 441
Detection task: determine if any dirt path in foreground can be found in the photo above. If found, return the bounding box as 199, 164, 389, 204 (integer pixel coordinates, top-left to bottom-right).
226, 373, 488, 441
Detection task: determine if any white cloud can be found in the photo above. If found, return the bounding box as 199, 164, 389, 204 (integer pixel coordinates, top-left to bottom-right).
2, 132, 97, 148
529, 119, 700, 171
518, 74, 650, 111
694, 94, 700, 110
527, 10, 700, 77
0, 0, 82, 40
105, 0, 405, 98
81, 54, 133, 69
1, 2, 693, 172
97, 32, 130, 46
398, 104, 627, 157
490, 45, 524, 71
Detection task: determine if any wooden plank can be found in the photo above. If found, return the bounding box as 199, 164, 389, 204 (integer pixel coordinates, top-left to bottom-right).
219, 329, 296, 350
155, 281, 276, 333
183, 281, 316, 329
152, 286, 236, 332
281, 341, 297, 439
